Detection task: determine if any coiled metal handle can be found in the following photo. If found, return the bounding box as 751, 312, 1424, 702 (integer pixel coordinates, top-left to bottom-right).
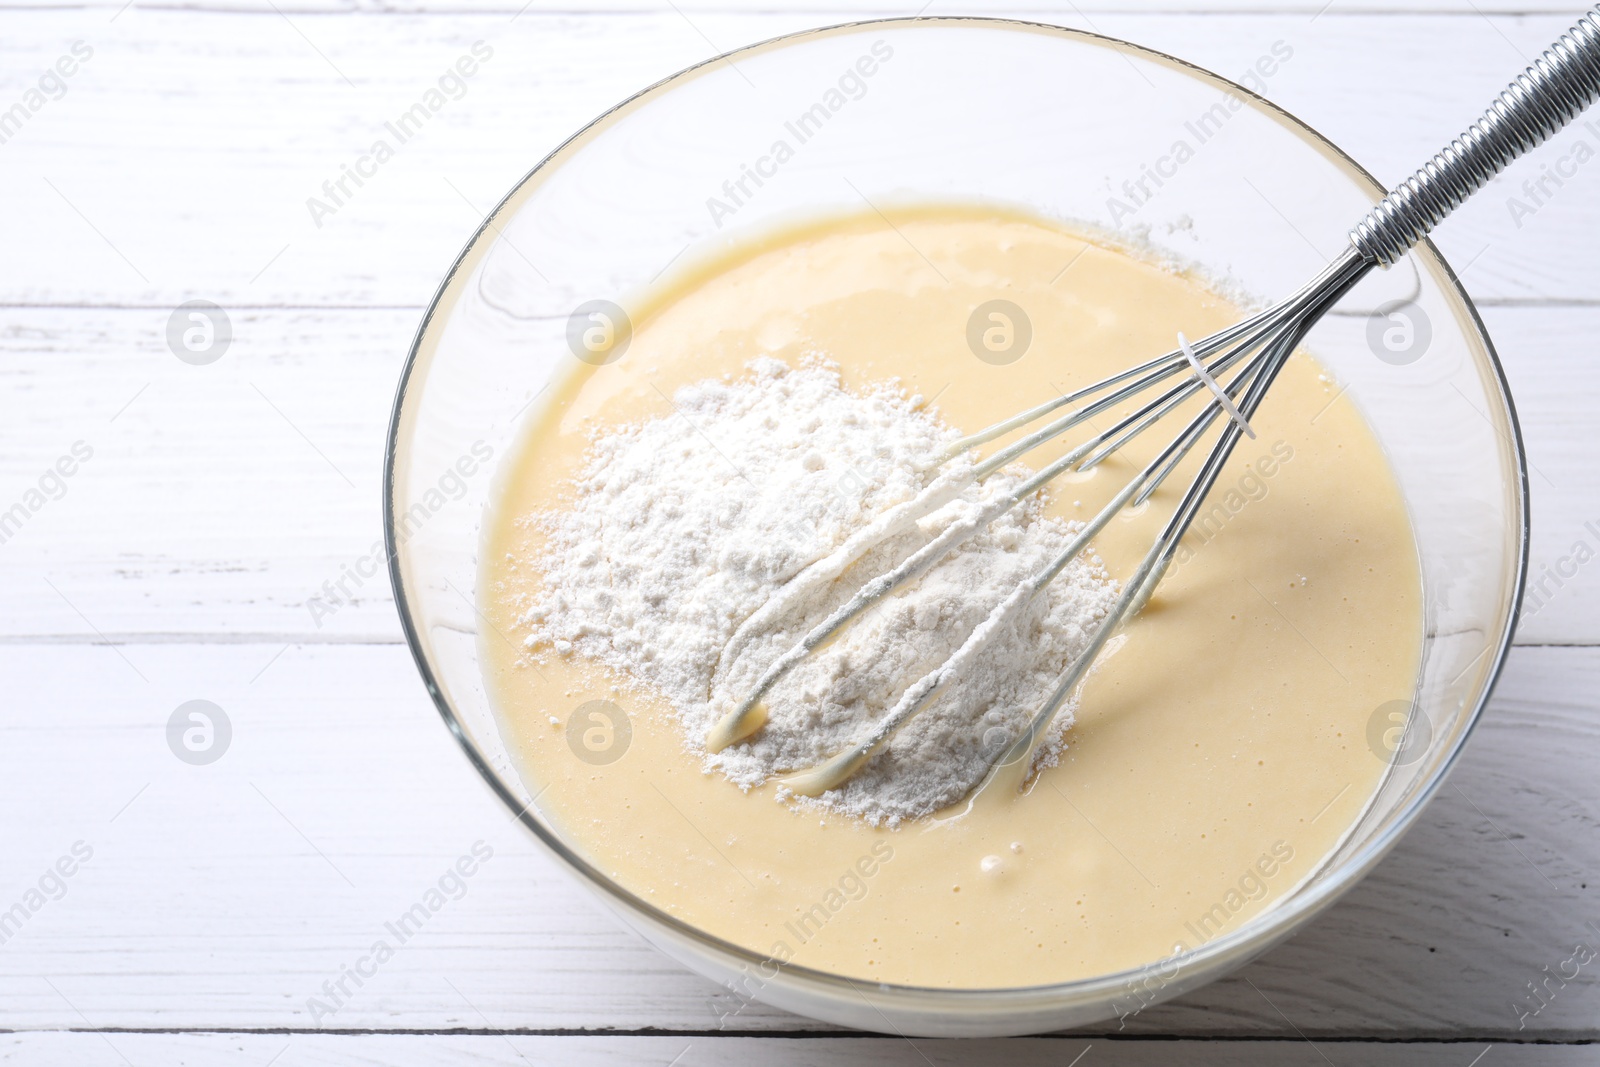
1350, 5, 1600, 266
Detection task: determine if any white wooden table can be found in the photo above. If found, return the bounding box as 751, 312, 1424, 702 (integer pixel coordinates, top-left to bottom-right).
2, 1, 1597, 1062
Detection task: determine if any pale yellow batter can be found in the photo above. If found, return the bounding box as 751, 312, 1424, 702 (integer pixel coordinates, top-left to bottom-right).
477, 206, 1422, 988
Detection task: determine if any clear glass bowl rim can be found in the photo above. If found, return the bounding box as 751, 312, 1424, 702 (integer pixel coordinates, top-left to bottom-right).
383, 14, 1531, 1008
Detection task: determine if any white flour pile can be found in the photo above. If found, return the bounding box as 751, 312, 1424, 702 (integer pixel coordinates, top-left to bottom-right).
517, 358, 1118, 826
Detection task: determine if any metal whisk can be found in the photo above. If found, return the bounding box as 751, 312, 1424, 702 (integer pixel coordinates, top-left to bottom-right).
707, 8, 1600, 798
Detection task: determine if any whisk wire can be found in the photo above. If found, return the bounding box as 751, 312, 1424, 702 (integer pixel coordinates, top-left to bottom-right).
773, 340, 1284, 795
706, 326, 1274, 754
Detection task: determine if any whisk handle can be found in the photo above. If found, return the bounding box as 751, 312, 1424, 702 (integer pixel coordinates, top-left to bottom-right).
1350, 5, 1600, 266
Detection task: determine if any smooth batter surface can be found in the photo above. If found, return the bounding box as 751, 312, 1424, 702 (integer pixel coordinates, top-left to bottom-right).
477, 207, 1423, 988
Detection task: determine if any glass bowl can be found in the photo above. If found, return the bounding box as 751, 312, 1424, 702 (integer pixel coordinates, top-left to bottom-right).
384, 17, 1527, 1037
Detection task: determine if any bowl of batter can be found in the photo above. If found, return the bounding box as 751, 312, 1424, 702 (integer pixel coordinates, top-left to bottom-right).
384, 18, 1527, 1036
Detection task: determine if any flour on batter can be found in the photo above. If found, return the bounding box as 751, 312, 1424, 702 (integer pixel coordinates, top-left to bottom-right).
515, 358, 1117, 825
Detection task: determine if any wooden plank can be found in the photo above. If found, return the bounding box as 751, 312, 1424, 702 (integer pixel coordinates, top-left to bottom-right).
0, 641, 1595, 1036
0, 1033, 1587, 1066
0, 303, 1591, 642
0, 11, 1597, 307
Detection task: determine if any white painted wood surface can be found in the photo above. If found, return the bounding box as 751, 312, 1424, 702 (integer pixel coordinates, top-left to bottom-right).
2, 2, 1598, 1063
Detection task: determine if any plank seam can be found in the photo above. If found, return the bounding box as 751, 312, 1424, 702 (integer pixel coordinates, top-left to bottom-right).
0, 636, 1591, 647
1, 1027, 1597, 1042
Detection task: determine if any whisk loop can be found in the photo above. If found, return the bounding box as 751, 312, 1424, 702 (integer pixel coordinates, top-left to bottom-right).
711, 6, 1600, 800
1178, 331, 1254, 440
